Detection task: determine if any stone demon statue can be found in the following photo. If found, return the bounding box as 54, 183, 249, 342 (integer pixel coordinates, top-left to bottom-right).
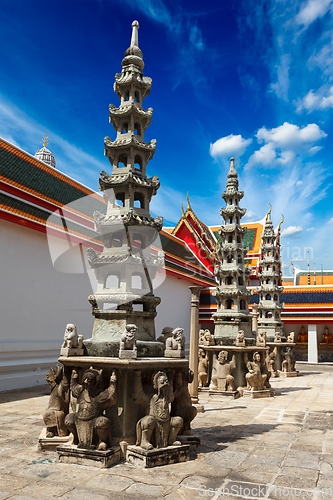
133, 370, 183, 450
43, 365, 70, 438
65, 367, 117, 450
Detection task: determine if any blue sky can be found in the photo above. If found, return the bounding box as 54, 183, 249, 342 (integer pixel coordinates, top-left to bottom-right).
1, 0, 333, 275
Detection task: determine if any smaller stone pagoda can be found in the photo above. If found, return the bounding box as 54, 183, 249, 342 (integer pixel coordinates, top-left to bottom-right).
256, 208, 284, 341
213, 158, 253, 342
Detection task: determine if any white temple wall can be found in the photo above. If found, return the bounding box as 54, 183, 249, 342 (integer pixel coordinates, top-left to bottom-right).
0, 219, 195, 391
154, 273, 193, 351
0, 219, 95, 391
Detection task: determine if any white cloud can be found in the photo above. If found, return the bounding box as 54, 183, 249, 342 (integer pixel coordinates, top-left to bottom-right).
296, 86, 333, 112
210, 134, 252, 158
308, 146, 322, 154
270, 54, 291, 101
281, 225, 303, 236
256, 122, 326, 148
306, 227, 314, 231
246, 122, 326, 168
243, 210, 257, 220
295, 0, 333, 28
327, 218, 333, 224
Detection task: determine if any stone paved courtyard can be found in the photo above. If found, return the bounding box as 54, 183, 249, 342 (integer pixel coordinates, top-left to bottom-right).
1, 365, 333, 499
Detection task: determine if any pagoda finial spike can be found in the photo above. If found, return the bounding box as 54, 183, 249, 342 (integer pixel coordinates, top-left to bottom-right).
131, 20, 139, 48
227, 157, 237, 179
181, 200, 185, 218
42, 130, 49, 148
187, 192, 192, 212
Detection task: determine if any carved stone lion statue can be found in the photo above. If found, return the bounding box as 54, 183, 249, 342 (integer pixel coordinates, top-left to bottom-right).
62, 324, 83, 349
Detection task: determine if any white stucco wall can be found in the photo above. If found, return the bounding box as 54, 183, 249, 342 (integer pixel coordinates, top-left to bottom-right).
0, 219, 196, 390
154, 273, 195, 350
0, 219, 96, 390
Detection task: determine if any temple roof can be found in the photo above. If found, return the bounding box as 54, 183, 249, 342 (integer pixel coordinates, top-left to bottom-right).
0, 137, 216, 287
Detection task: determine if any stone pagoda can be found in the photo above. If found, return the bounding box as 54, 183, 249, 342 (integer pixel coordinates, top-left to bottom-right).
53, 21, 196, 468
213, 158, 253, 342
85, 20, 164, 352
256, 207, 284, 341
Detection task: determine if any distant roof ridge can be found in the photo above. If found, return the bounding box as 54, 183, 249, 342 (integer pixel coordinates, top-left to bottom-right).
0, 136, 104, 200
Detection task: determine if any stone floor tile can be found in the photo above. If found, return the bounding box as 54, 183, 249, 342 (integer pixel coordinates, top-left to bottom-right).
273, 471, 319, 489
52, 487, 109, 500
180, 475, 223, 491
202, 449, 248, 468
226, 465, 279, 485
124, 482, 165, 497
0, 475, 34, 493
12, 481, 73, 499
85, 473, 134, 491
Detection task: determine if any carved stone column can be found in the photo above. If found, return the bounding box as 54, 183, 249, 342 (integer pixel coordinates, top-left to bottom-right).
252, 303, 259, 333
189, 285, 203, 410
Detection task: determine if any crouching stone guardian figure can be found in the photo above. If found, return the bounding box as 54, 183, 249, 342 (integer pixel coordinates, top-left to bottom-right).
65, 367, 117, 450
133, 370, 183, 450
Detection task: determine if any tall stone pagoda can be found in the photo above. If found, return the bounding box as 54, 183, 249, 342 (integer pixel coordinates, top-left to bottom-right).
55, 22, 196, 466
86, 20, 164, 349
256, 208, 284, 341
213, 158, 253, 341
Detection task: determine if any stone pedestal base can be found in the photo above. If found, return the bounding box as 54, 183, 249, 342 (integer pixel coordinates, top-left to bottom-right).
209, 389, 240, 399
164, 350, 185, 358
193, 402, 205, 413
37, 428, 72, 452
60, 347, 84, 357
177, 435, 201, 451
240, 388, 274, 398
126, 444, 190, 468
278, 370, 299, 378
57, 445, 121, 468
119, 350, 137, 359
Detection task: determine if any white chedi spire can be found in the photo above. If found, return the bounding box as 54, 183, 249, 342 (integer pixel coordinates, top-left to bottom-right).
131, 20, 139, 47
34, 132, 56, 168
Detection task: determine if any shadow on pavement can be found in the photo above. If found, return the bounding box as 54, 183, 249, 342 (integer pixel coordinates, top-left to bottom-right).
194, 423, 278, 454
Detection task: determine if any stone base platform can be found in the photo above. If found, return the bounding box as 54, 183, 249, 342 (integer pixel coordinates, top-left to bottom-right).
209, 389, 240, 399
57, 445, 121, 468
164, 350, 185, 358
119, 350, 137, 359
126, 444, 190, 468
37, 428, 72, 452
177, 435, 200, 451
60, 347, 84, 357
240, 388, 275, 399
278, 370, 299, 378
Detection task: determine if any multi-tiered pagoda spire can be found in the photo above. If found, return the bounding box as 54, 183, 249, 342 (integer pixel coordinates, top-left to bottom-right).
256, 208, 284, 340
87, 21, 164, 344
213, 158, 253, 341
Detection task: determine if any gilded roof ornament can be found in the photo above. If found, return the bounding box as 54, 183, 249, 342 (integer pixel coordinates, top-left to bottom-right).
35, 131, 56, 168
278, 214, 284, 231
42, 131, 49, 148
186, 192, 192, 212
181, 200, 185, 218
